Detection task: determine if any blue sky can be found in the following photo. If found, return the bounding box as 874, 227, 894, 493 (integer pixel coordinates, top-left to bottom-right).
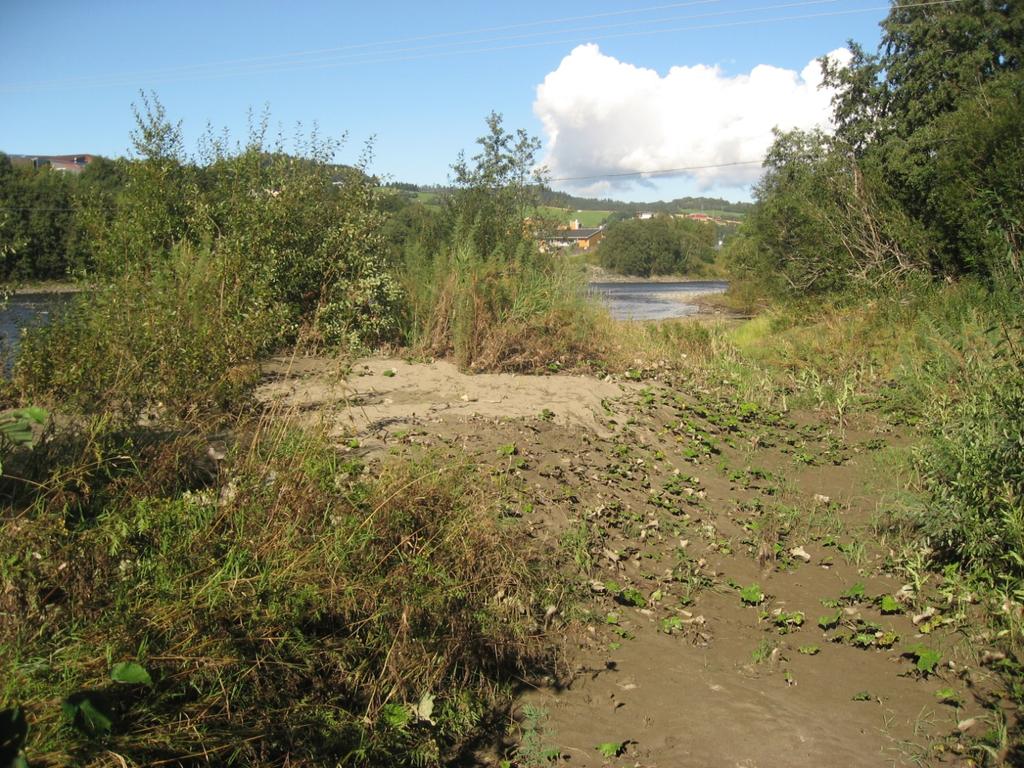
0, 1, 888, 201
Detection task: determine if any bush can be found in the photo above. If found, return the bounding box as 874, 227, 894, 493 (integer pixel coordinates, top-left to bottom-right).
729, 129, 932, 300
15, 244, 285, 420
14, 98, 401, 418
410, 236, 606, 372
913, 317, 1024, 582
598, 215, 714, 277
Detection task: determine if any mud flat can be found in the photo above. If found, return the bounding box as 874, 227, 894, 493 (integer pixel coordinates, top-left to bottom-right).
258, 356, 1009, 767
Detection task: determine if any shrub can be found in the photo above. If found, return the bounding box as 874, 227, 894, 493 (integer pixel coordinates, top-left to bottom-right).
14, 97, 402, 418
15, 243, 285, 420
411, 237, 607, 372
913, 319, 1024, 582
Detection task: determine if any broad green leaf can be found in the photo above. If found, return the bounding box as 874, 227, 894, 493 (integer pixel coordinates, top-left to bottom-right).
596, 741, 625, 758
818, 610, 842, 630
935, 687, 962, 705
915, 648, 941, 674
18, 407, 48, 424
879, 595, 900, 614
740, 584, 764, 605
62, 697, 112, 735
620, 587, 646, 608
841, 582, 865, 601
111, 661, 152, 685
905, 644, 942, 674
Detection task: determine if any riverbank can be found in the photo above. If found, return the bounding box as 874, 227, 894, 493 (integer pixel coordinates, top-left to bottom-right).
2, 280, 82, 295
585, 263, 726, 283
253, 352, 1012, 765
4, 282, 1022, 766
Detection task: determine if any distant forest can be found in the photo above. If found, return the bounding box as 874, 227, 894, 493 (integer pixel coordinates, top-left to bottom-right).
387, 181, 753, 215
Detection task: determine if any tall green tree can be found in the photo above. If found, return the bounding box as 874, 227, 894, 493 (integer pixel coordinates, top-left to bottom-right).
819, 0, 1024, 279
448, 111, 545, 258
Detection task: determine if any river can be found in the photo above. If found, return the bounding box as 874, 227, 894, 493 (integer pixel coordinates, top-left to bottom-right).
589, 280, 727, 321
1, 292, 74, 374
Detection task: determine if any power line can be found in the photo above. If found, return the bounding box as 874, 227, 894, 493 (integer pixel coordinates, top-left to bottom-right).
13, 0, 724, 89
548, 159, 765, 182
165, 0, 840, 79
2, 0, 820, 91
3, 0, 723, 91
0, 0, 963, 92
173, 0, 958, 86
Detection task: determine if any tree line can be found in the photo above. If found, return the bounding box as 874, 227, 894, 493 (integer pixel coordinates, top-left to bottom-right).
597, 215, 717, 277
0, 155, 123, 280
728, 0, 1022, 296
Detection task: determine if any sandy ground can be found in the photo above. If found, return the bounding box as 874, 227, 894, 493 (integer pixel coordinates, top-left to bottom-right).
256, 356, 1008, 767
258, 355, 634, 445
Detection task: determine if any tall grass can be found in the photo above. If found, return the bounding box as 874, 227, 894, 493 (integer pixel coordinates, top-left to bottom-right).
14, 244, 287, 420
1, 418, 560, 766
402, 236, 609, 373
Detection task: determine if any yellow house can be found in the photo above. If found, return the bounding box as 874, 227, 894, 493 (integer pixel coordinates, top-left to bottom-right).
539, 224, 605, 252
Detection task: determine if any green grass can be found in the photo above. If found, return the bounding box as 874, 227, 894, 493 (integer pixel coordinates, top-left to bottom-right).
532, 206, 611, 228
677, 208, 746, 221
0, 420, 561, 766
411, 191, 442, 207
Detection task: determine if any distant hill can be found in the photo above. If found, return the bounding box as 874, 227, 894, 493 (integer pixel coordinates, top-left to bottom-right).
384, 182, 752, 219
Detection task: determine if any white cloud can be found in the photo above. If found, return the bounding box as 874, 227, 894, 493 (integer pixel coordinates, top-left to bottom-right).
533, 44, 850, 196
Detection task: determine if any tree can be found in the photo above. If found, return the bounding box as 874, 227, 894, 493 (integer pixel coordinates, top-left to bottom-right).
0, 154, 81, 281
598, 215, 715, 277
824, 0, 1023, 149
819, 0, 1024, 279
449, 112, 546, 258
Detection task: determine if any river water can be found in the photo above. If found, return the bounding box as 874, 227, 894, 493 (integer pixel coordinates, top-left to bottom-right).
1, 292, 74, 374
589, 280, 727, 321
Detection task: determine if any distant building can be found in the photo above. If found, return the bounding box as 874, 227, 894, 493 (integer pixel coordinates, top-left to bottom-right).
686, 212, 712, 222
539, 225, 605, 252
636, 211, 655, 220
8, 154, 94, 173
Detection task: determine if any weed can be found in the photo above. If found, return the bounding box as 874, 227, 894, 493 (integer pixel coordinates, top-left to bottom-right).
740, 584, 765, 605
515, 705, 561, 767
751, 639, 775, 664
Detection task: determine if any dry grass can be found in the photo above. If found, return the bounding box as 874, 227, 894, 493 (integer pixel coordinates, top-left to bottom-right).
1, 414, 563, 766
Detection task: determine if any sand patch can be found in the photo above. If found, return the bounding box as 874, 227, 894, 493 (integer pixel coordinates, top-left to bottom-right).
257, 355, 633, 441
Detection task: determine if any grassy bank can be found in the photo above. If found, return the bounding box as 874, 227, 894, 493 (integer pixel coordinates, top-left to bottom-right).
1, 418, 561, 766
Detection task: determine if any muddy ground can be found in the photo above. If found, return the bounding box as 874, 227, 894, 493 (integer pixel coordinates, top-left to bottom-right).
258, 356, 1014, 767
